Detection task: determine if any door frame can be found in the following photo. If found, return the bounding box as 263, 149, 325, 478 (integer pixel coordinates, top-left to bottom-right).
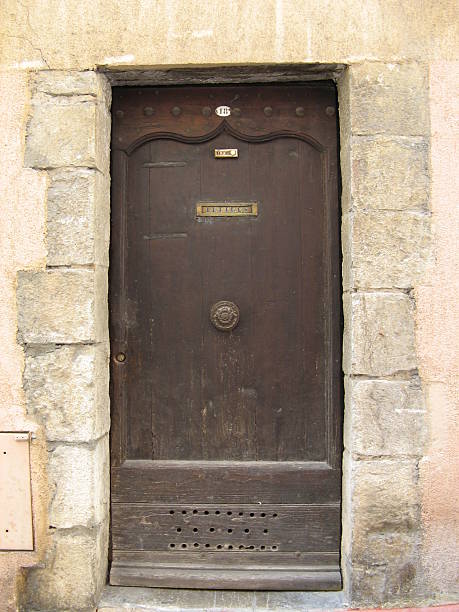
21, 62, 428, 608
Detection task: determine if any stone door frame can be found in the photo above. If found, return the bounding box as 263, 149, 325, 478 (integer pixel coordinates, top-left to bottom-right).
18, 63, 430, 610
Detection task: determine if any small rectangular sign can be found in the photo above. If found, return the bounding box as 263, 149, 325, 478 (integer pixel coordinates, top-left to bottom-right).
196, 203, 258, 217
214, 148, 238, 158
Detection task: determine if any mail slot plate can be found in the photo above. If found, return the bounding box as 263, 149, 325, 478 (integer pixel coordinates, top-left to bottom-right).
196, 203, 258, 217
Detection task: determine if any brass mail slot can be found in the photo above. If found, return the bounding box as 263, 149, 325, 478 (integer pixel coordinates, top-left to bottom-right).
214, 148, 238, 158
196, 203, 258, 217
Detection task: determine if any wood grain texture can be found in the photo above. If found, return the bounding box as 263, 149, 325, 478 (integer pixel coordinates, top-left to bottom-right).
110, 83, 342, 589
110, 565, 342, 591
112, 461, 339, 504
112, 503, 340, 552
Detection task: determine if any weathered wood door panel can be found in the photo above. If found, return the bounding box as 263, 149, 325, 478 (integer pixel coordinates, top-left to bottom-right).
110, 84, 342, 590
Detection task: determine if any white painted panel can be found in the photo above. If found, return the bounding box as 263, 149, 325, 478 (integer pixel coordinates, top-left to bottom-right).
0, 433, 33, 550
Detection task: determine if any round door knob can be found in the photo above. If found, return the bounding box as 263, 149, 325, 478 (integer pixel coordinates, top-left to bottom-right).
210, 301, 240, 332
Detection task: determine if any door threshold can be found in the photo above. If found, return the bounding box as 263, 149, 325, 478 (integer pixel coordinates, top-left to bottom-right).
98, 585, 348, 611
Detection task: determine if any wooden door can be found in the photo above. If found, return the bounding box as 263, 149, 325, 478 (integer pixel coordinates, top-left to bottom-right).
110, 84, 342, 590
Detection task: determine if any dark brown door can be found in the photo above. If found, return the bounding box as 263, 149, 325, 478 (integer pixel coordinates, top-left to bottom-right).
109, 84, 342, 590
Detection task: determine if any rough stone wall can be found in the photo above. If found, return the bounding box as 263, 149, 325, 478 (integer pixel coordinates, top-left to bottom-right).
0, 1, 457, 610
0, 72, 110, 610
16, 72, 112, 611
339, 63, 433, 605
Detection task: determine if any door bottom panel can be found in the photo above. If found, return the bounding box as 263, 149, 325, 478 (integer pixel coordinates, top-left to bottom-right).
110, 550, 342, 590
111, 503, 340, 553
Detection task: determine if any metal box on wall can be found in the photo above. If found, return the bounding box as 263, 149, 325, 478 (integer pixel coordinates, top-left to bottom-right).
0, 433, 33, 550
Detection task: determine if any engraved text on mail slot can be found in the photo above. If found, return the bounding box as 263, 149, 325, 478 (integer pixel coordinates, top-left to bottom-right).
196, 203, 258, 217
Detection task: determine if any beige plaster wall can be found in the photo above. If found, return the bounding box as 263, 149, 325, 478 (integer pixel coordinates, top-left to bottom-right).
0, 71, 48, 611
0, 1, 458, 610
417, 60, 459, 597
0, 0, 458, 69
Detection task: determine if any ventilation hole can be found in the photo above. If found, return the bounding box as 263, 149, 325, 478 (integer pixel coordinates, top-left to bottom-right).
169, 510, 175, 514
272, 513, 278, 518
192, 509, 198, 514
260, 545, 266, 550
216, 544, 223, 549
215, 510, 220, 515
205, 543, 210, 548
271, 545, 278, 551
182, 510, 187, 514
238, 544, 244, 550
228, 545, 233, 549
5, 529, 9, 533
263, 529, 269, 534
248, 545, 255, 550
193, 543, 199, 547
238, 512, 244, 516
176, 527, 182, 533
192, 528, 198, 533
169, 543, 175, 548
249, 512, 255, 517
227, 528, 233, 533
209, 527, 215, 533
204, 510, 209, 515
244, 528, 250, 533
260, 512, 266, 517
3, 452, 6, 455
181, 543, 187, 548
227, 511, 232, 515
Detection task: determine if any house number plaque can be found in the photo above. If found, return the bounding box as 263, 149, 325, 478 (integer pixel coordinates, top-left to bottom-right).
215, 105, 231, 117
196, 203, 258, 217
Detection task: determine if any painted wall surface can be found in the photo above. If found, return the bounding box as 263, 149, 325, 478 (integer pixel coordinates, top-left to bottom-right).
0, 0, 458, 69
417, 60, 459, 595
0, 1, 458, 610
0, 72, 47, 611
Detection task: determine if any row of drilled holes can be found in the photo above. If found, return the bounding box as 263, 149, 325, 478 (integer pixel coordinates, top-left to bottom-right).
169, 510, 278, 518
175, 527, 269, 534
169, 543, 279, 551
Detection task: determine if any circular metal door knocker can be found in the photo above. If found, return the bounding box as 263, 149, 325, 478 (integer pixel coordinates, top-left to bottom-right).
210, 301, 240, 332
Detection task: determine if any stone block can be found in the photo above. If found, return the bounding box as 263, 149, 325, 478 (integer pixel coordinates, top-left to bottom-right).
17, 267, 108, 344
23, 523, 108, 610
348, 62, 429, 136
25, 98, 110, 171
350, 210, 431, 289
47, 168, 110, 266
32, 70, 111, 101
344, 292, 416, 376
48, 436, 109, 528
341, 211, 352, 291
24, 343, 109, 442
344, 378, 426, 456
98, 585, 217, 610
350, 457, 420, 539
351, 554, 419, 607
254, 590, 346, 610
337, 67, 352, 142
347, 455, 421, 604
349, 136, 430, 212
